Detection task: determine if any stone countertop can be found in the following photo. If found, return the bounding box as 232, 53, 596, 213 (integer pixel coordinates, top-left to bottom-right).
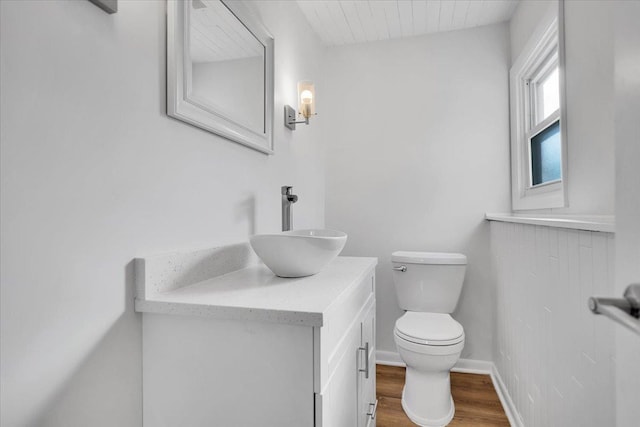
135, 255, 377, 327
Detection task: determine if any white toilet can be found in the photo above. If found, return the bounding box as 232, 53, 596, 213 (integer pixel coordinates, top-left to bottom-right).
391, 251, 467, 427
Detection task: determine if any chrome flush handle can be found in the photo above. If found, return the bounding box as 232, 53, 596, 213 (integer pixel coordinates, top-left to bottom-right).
392, 265, 407, 272
367, 400, 379, 419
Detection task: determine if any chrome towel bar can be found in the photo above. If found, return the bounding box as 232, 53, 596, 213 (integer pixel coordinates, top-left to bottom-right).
589, 284, 640, 335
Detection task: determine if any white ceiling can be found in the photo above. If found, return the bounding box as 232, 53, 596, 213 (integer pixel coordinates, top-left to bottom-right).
296, 0, 520, 46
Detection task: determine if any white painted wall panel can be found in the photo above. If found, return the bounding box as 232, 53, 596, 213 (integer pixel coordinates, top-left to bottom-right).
425, 0, 441, 33
438, 1, 456, 32
397, 0, 414, 38
354, 1, 379, 42
411, 0, 428, 35
491, 221, 616, 426
341, 1, 367, 44
382, 1, 403, 39
327, 1, 355, 44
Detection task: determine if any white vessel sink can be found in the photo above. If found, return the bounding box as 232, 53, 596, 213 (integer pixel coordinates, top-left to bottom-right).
250, 229, 347, 278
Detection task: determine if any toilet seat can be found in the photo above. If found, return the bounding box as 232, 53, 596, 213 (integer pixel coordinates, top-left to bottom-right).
394, 312, 464, 346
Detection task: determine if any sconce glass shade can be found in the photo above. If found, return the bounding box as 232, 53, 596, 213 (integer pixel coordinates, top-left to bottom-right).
297, 81, 315, 119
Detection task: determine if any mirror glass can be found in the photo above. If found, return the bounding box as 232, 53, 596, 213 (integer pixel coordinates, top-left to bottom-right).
167, 0, 274, 154
189, 0, 264, 134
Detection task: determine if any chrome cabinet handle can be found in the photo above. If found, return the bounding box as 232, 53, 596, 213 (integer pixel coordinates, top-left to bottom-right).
367, 400, 378, 419
358, 342, 369, 378
392, 265, 407, 272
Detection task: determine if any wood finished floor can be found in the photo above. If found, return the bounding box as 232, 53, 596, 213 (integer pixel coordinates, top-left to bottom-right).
376, 365, 510, 426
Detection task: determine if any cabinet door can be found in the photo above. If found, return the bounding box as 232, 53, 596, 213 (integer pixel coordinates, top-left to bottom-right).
358, 298, 377, 427
315, 272, 377, 427
318, 321, 361, 427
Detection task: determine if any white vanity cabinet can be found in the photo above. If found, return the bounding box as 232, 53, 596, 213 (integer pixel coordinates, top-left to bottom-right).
314, 273, 377, 427
359, 302, 377, 427
136, 252, 377, 427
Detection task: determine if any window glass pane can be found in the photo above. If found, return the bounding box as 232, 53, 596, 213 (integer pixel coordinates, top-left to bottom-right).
533, 64, 560, 125
541, 67, 559, 118
530, 120, 561, 186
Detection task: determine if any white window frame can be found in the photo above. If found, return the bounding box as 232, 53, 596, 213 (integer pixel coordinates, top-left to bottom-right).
509, 2, 568, 210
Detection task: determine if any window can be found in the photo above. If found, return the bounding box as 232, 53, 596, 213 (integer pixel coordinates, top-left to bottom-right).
527, 52, 561, 187
510, 5, 567, 210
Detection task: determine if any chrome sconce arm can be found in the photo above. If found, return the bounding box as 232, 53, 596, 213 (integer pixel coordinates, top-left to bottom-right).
284, 105, 310, 130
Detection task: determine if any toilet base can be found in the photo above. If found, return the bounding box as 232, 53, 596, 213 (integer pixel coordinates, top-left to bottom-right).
401, 387, 455, 427
393, 315, 464, 427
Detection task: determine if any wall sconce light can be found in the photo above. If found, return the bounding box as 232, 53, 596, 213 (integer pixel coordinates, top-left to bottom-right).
285, 81, 316, 130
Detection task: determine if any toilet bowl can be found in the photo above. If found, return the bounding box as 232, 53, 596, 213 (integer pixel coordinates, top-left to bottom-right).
394, 312, 464, 426
391, 251, 467, 427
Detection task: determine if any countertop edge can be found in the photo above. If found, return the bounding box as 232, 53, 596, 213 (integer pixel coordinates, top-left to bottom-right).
135, 299, 324, 327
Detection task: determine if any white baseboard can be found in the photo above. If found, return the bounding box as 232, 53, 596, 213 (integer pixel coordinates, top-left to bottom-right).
490, 364, 524, 427
376, 350, 405, 366
375, 350, 523, 427
376, 350, 492, 374
451, 358, 494, 375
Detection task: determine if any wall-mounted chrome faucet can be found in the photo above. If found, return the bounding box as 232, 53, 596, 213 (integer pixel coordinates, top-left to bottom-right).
281, 186, 298, 231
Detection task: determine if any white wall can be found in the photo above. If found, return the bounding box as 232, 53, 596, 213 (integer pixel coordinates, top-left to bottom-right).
491, 221, 616, 426
323, 24, 511, 361
509, 0, 551, 62
0, 1, 325, 426
510, 0, 615, 215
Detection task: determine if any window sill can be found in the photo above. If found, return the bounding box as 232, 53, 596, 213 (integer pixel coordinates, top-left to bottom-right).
485, 213, 615, 233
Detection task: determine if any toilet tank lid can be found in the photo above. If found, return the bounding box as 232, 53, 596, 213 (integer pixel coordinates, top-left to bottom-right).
391, 251, 467, 265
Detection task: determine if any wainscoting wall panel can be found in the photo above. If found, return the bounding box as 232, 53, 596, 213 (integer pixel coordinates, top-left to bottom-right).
490, 221, 616, 426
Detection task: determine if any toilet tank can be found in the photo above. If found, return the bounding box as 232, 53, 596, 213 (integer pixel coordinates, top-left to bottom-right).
391, 251, 467, 313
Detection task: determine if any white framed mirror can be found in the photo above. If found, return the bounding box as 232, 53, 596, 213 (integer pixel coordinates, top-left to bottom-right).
167, 0, 274, 154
